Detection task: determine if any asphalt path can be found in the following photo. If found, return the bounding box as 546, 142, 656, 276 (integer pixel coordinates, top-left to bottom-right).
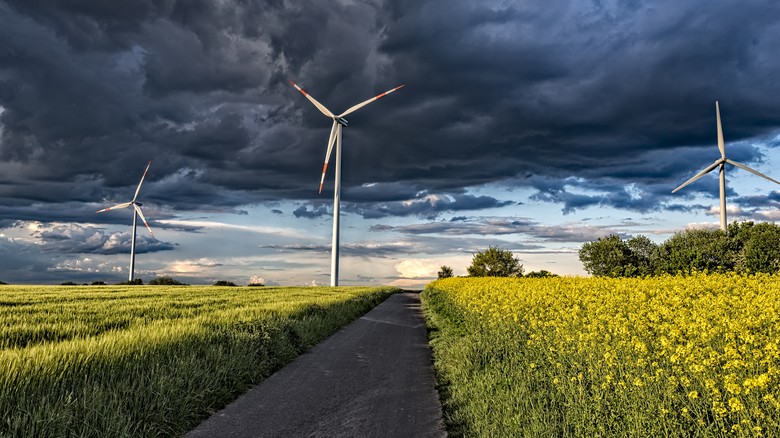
184, 291, 446, 438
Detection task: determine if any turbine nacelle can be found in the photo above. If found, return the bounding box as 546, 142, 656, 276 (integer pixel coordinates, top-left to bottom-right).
336, 117, 349, 126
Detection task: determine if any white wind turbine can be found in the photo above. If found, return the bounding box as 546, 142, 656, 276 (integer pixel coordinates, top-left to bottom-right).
290, 81, 404, 286
97, 161, 155, 281
672, 101, 780, 232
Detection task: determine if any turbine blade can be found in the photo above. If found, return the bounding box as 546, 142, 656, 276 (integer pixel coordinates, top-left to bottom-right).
96, 201, 132, 213
319, 121, 339, 193
289, 81, 335, 118
132, 161, 152, 202
716, 101, 725, 159
726, 159, 780, 185
338, 84, 405, 118
134, 204, 154, 237
672, 159, 722, 193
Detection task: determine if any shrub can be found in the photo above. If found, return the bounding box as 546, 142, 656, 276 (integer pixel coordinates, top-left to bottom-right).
247, 283, 265, 287
214, 280, 238, 287
90, 281, 106, 286
654, 229, 731, 274
579, 222, 780, 277
525, 270, 559, 278
149, 276, 186, 286
438, 265, 454, 279
467, 246, 524, 277
60, 281, 78, 286
117, 279, 144, 285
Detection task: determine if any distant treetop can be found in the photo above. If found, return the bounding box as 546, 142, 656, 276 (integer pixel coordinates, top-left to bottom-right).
437, 266, 454, 279
467, 246, 524, 278
149, 276, 186, 286
214, 280, 238, 287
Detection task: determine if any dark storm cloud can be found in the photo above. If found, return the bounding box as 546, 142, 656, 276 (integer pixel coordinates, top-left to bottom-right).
2, 0, 780, 225
292, 203, 329, 219
0, 233, 144, 283
376, 216, 633, 243
262, 233, 544, 258
32, 223, 176, 254
0, 235, 56, 283
736, 191, 780, 209
292, 193, 513, 220
347, 193, 514, 219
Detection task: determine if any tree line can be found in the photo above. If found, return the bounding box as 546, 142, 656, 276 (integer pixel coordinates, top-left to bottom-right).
579, 221, 780, 277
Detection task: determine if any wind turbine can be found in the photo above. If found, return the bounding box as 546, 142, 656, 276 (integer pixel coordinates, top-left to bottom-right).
290, 81, 404, 286
97, 161, 155, 281
672, 101, 780, 232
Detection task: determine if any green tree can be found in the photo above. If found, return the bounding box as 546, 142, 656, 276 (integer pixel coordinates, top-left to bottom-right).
117, 279, 143, 285
578, 234, 635, 277
214, 280, 238, 287
627, 235, 659, 276
149, 276, 186, 285
467, 246, 524, 277
437, 265, 454, 279
654, 228, 731, 275
728, 221, 780, 273
525, 270, 559, 278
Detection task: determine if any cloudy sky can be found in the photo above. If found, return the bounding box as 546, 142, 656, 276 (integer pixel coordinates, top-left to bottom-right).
2, 0, 780, 286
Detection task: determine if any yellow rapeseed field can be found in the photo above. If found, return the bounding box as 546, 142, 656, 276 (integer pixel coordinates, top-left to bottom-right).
423, 274, 780, 437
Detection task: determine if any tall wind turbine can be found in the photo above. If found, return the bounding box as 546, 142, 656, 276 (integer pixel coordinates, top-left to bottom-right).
672, 101, 780, 231
290, 81, 404, 286
97, 161, 155, 281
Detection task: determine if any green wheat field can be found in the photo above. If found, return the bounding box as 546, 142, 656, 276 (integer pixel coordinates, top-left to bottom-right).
0, 284, 396, 437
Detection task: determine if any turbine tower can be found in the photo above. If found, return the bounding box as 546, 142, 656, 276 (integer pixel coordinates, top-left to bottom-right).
290, 81, 404, 286
97, 161, 155, 281
672, 102, 780, 231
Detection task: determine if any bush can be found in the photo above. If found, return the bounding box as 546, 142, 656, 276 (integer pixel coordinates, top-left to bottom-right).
579, 235, 636, 277
0, 280, 7, 285
214, 280, 238, 287
467, 246, 524, 278
149, 276, 186, 286
90, 281, 106, 286
730, 221, 780, 273
117, 279, 144, 285
437, 265, 454, 279
579, 221, 780, 277
654, 229, 731, 274
247, 283, 265, 287
60, 281, 78, 286
525, 270, 559, 278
